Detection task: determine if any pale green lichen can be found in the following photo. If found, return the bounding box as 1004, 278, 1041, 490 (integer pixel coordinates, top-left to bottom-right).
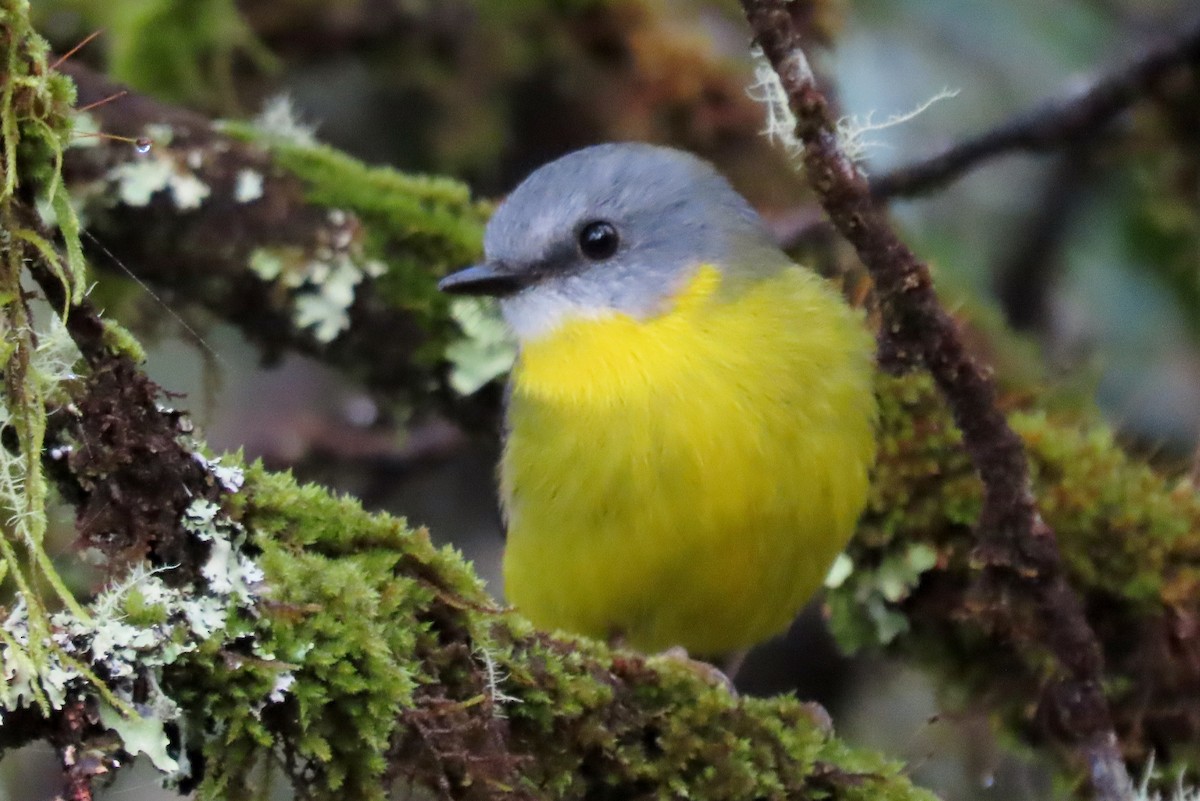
0, 423, 275, 789
233, 167, 263, 202
248, 247, 285, 281
99, 699, 180, 773
67, 110, 102, 149
826, 541, 939, 647
143, 122, 176, 148
249, 235, 387, 344
223, 114, 489, 362
444, 297, 516, 395
184, 496, 264, 599
292, 251, 388, 343
107, 150, 212, 209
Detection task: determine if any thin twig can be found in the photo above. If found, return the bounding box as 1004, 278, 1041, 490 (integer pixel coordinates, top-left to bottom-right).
992, 148, 1097, 331
870, 15, 1200, 200
75, 90, 127, 113
48, 29, 103, 72
739, 3, 1134, 799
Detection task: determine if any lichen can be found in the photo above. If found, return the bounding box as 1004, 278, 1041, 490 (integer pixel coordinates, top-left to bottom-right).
247, 239, 387, 344
445, 297, 517, 395
223, 116, 490, 361
233, 167, 263, 202
104, 135, 213, 210
0, 446, 267, 788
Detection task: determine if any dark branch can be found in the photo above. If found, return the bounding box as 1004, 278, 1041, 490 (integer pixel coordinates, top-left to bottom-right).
739, 2, 1134, 799
992, 149, 1096, 331
870, 15, 1200, 200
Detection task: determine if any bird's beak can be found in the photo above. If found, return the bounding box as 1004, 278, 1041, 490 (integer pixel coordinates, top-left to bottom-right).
438, 262, 530, 297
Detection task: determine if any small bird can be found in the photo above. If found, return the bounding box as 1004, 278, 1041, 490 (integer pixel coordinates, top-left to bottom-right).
439, 143, 876, 656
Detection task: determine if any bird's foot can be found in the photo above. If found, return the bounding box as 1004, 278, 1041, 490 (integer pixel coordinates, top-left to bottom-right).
654, 646, 739, 695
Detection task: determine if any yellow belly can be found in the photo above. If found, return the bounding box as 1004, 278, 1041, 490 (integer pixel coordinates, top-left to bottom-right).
501, 265, 876, 654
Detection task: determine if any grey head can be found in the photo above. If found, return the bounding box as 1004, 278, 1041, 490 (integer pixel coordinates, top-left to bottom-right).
438, 143, 785, 341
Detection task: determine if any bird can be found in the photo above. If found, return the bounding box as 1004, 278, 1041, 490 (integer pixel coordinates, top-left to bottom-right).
439, 143, 876, 657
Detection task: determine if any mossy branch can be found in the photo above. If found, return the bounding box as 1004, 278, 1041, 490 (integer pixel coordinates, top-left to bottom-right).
15, 286, 936, 801
58, 62, 502, 422
740, 1, 1143, 798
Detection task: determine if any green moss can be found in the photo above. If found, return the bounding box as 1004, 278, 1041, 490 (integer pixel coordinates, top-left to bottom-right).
98, 318, 150, 363
172, 461, 938, 800
180, 464, 486, 798
123, 586, 170, 626
839, 371, 1200, 650
43, 0, 276, 110
222, 120, 497, 374
0, 0, 95, 709
827, 369, 1200, 777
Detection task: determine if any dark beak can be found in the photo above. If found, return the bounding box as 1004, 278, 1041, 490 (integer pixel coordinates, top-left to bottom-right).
438, 262, 530, 297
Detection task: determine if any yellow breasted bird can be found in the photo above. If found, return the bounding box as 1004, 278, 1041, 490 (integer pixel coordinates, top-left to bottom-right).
439, 143, 876, 655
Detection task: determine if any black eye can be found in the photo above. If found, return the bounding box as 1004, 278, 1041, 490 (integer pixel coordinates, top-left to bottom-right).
578, 220, 620, 260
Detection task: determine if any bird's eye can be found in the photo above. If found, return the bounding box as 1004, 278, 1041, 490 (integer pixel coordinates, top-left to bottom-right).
578, 220, 620, 260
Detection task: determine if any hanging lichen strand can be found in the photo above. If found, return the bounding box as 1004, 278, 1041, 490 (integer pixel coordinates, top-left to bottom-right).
0, 0, 95, 712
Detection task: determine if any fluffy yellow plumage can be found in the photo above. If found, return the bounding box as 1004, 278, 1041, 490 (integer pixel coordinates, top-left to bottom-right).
438, 143, 876, 655
501, 265, 875, 654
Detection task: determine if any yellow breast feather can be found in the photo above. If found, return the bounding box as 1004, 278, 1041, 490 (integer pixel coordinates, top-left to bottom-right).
501, 264, 876, 654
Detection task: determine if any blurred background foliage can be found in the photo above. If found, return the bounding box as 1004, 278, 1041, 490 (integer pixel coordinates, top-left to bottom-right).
14, 0, 1200, 799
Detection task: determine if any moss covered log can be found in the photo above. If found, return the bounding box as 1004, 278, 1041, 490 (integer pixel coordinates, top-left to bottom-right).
167, 463, 933, 800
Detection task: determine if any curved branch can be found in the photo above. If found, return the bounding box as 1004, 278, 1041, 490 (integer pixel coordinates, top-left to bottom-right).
871, 15, 1200, 200
740, 3, 1133, 799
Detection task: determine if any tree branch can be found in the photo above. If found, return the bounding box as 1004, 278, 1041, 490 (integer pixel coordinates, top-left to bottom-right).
870, 14, 1200, 200
59, 62, 499, 426
739, 2, 1133, 799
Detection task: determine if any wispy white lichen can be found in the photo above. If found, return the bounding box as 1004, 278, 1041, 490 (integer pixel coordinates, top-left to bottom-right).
0, 314, 82, 552
835, 88, 960, 167
746, 46, 804, 158
747, 46, 958, 171
1136, 755, 1200, 801
475, 647, 520, 717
